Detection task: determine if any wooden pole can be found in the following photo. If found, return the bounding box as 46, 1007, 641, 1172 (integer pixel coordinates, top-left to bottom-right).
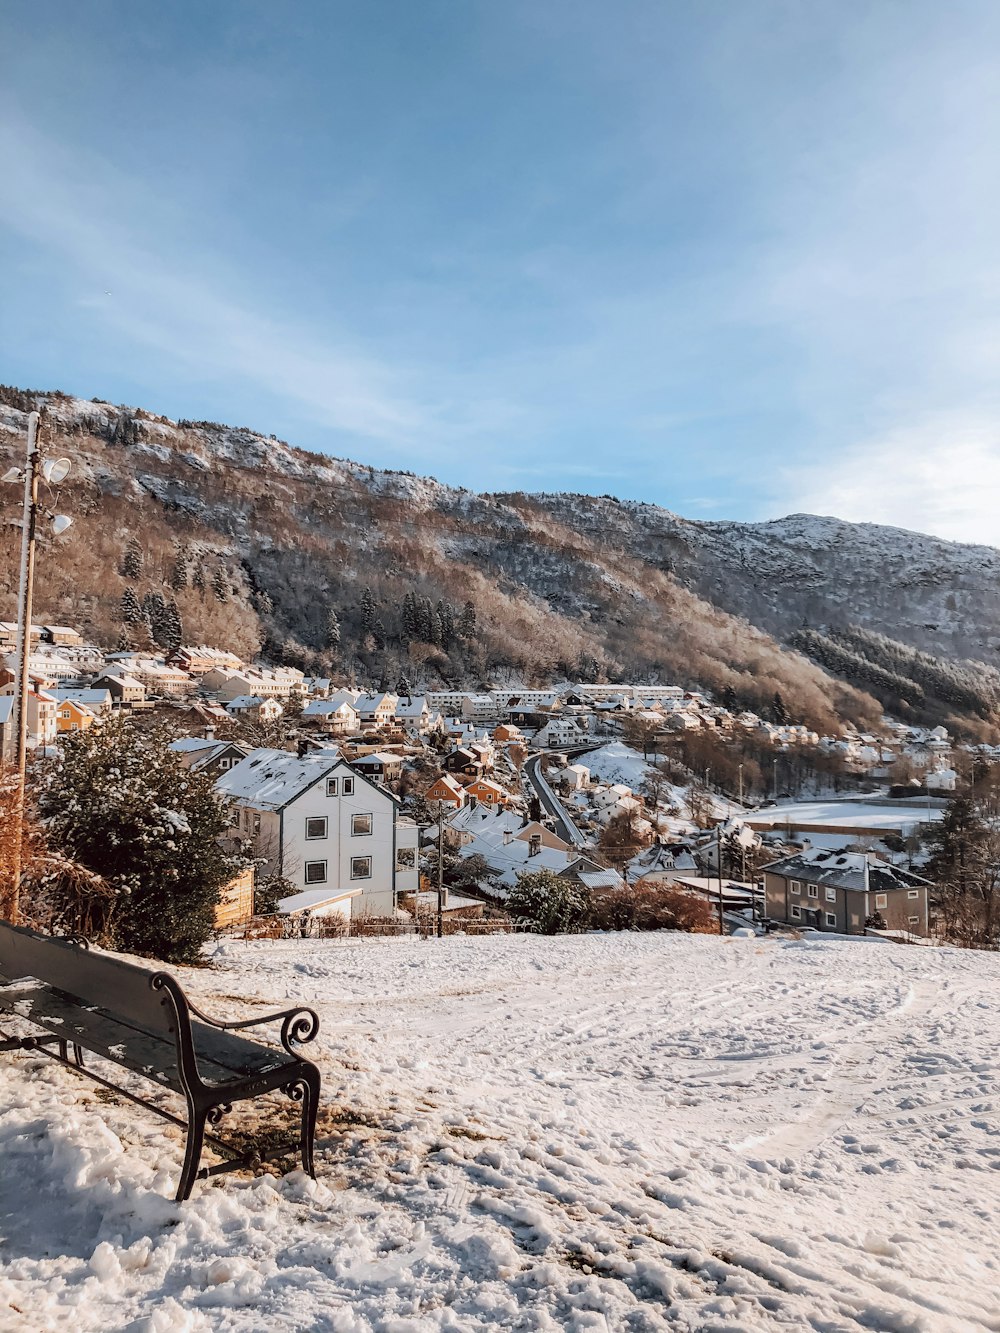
9, 413, 41, 924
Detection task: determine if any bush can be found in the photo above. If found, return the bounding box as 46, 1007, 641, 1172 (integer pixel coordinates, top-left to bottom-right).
36, 717, 247, 963
588, 883, 718, 934
507, 869, 590, 935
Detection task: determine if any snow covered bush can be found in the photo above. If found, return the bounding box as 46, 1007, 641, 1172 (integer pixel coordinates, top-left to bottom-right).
35, 717, 248, 962
507, 869, 590, 935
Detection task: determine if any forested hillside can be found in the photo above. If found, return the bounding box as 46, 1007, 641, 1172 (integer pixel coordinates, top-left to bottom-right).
2, 385, 997, 736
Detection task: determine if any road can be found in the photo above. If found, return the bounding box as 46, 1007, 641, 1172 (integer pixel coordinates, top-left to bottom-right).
522, 753, 588, 848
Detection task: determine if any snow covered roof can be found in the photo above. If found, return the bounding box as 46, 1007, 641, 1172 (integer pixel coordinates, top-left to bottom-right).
225, 695, 273, 710
215, 747, 343, 810
0, 697, 13, 725
278, 887, 363, 915
170, 736, 219, 755
763, 848, 929, 894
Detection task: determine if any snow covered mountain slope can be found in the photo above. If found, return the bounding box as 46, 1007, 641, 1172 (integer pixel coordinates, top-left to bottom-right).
2, 384, 997, 729
0, 931, 996, 1330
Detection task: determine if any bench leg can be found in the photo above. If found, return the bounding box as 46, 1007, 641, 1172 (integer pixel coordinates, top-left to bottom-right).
176, 1104, 208, 1202
287, 1070, 320, 1179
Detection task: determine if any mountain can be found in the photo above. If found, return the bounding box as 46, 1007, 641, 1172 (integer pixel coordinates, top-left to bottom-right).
1, 385, 996, 736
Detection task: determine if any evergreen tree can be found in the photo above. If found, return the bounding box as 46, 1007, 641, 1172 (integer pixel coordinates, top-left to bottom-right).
507, 869, 590, 935
326, 608, 341, 654
116, 627, 134, 653
419, 597, 435, 643
459, 600, 477, 638
162, 600, 183, 654
120, 536, 143, 580
212, 567, 229, 603
36, 718, 246, 963
192, 563, 206, 592
372, 617, 387, 650
170, 543, 191, 590
120, 587, 143, 625
402, 591, 420, 642
360, 587, 377, 637
771, 691, 788, 725
396, 672, 412, 699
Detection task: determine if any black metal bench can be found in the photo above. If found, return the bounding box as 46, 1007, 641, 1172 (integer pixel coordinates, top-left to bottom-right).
0, 920, 321, 1201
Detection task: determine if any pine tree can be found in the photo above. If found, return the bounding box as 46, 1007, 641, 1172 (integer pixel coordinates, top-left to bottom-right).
396, 672, 412, 699
771, 691, 788, 725
117, 627, 134, 652
326, 608, 341, 654
170, 543, 191, 590
120, 587, 143, 625
360, 587, 377, 637
36, 718, 246, 963
162, 600, 183, 654
212, 567, 229, 603
402, 591, 419, 642
120, 537, 143, 580
459, 600, 476, 639
372, 616, 386, 650
192, 564, 206, 592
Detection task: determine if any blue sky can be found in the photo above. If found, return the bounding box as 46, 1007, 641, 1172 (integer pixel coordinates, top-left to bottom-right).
3, 1, 1000, 542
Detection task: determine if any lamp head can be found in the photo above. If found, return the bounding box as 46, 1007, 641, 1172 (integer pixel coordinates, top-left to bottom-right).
51, 515, 73, 536
1, 466, 22, 484
42, 458, 71, 485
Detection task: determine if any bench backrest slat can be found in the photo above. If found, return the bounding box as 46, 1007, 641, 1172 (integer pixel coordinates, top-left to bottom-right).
0, 921, 176, 1038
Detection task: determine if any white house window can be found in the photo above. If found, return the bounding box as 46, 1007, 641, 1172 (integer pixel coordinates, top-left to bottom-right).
790, 881, 801, 895
825, 912, 836, 927
304, 860, 327, 884
396, 848, 416, 870
352, 813, 373, 837
907, 890, 919, 900
326, 777, 338, 797
305, 817, 328, 840
825, 887, 836, 902
875, 893, 888, 909
351, 856, 372, 880
807, 885, 818, 899
790, 904, 802, 920
343, 778, 355, 795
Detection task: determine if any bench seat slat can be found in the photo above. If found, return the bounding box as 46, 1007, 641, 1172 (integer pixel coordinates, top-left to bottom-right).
0, 981, 288, 1089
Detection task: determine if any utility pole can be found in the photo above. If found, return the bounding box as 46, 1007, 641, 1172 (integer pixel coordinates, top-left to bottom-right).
436, 808, 444, 939
9, 414, 41, 924
716, 823, 725, 936
738, 763, 744, 807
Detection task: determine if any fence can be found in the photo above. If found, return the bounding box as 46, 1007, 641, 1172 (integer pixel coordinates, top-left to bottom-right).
231, 914, 519, 942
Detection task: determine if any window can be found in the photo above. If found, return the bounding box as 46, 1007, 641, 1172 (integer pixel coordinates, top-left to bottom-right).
304, 860, 327, 884
252, 814, 261, 836
875, 893, 888, 909
326, 777, 338, 797
908, 915, 919, 926
825, 912, 836, 927
396, 847, 416, 870
305, 816, 327, 840
907, 890, 919, 900
807, 885, 818, 899
342, 778, 354, 795
790, 880, 801, 895
790, 904, 802, 920
231, 808, 241, 828
351, 856, 372, 880
352, 813, 373, 836
825, 887, 836, 902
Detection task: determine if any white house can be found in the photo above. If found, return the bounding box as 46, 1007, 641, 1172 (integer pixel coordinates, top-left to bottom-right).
354, 692, 399, 729
216, 747, 418, 917
225, 695, 283, 722
302, 698, 359, 734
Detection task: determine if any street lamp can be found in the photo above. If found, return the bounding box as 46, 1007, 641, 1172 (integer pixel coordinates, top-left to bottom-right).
2, 411, 73, 922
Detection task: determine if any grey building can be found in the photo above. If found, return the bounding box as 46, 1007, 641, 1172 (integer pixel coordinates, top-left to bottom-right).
764, 848, 930, 937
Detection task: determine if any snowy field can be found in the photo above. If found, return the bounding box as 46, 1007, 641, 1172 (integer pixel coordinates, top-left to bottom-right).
1, 931, 998, 1331
749, 800, 944, 833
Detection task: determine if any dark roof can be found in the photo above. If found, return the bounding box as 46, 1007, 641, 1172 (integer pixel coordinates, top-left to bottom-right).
763, 849, 930, 894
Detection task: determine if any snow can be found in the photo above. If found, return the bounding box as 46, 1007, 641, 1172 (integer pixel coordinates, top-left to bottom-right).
750, 800, 944, 834
1, 932, 998, 1330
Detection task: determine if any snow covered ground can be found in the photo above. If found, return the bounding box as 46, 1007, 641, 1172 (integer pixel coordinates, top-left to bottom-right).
1, 931, 998, 1331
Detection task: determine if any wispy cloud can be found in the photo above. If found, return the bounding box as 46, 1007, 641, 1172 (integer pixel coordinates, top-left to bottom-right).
0, 113, 433, 449
778, 412, 1000, 547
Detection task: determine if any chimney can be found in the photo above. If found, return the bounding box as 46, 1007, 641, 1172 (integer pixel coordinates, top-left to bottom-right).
529, 833, 542, 857
297, 736, 309, 759
204, 725, 215, 741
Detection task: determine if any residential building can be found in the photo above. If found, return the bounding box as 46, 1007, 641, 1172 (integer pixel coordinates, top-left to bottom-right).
216, 747, 418, 916
353, 692, 399, 729
54, 699, 98, 734
225, 695, 283, 722
350, 751, 404, 783
50, 687, 113, 716
173, 645, 245, 676
0, 696, 14, 767
169, 737, 252, 776
40, 626, 83, 647
302, 698, 360, 734
425, 775, 468, 809
763, 848, 930, 936
465, 778, 510, 808
91, 672, 147, 706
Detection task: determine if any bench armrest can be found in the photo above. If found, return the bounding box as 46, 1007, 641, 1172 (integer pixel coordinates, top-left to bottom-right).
186, 999, 320, 1057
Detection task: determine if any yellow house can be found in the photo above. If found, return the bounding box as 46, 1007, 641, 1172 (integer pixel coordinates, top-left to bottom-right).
214, 866, 256, 929
56, 700, 97, 734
